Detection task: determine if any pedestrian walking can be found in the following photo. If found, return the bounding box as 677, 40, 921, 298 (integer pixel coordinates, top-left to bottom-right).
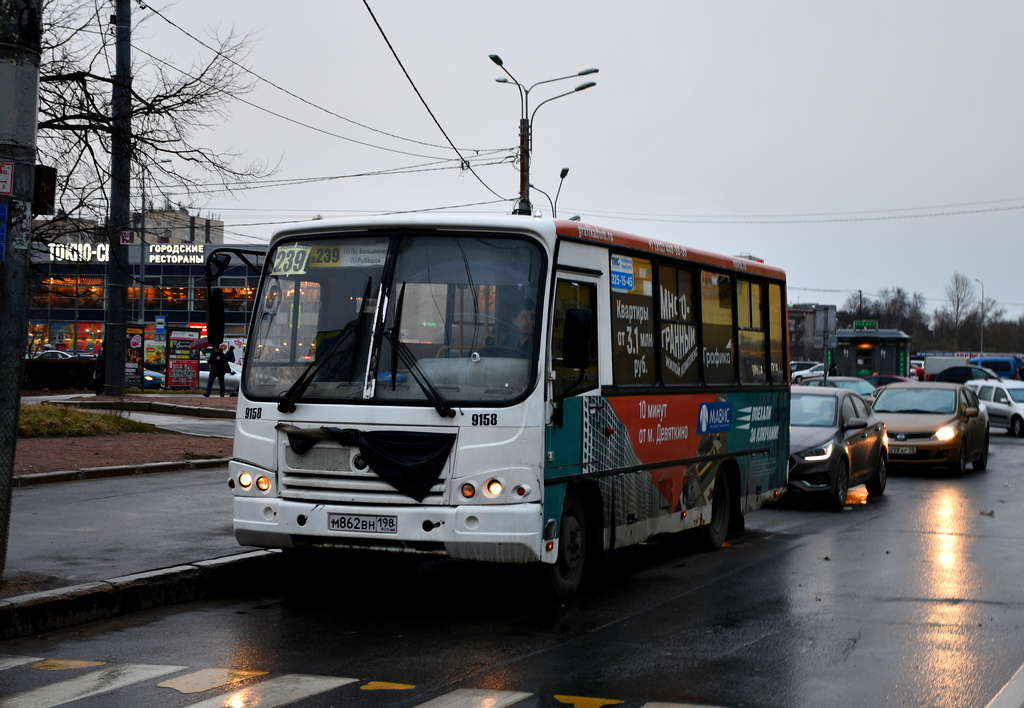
204, 345, 230, 397
93, 341, 106, 395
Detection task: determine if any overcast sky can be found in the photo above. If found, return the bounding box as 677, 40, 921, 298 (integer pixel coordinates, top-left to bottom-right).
141, 1, 1024, 318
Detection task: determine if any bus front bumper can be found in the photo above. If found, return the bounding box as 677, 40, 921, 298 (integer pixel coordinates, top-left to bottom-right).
234, 497, 547, 564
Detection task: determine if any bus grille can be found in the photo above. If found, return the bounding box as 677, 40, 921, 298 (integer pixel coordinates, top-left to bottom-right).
280, 444, 449, 505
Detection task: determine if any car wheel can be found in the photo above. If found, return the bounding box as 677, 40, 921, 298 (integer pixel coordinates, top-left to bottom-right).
702, 471, 731, 550
866, 454, 887, 497
950, 444, 968, 477
1012, 416, 1024, 438
973, 434, 989, 471
827, 459, 850, 510
549, 494, 587, 599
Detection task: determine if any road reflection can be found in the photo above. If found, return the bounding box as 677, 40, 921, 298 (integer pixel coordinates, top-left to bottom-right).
916, 485, 979, 706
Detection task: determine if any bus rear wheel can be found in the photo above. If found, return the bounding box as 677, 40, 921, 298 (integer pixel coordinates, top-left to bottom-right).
702, 471, 731, 550
549, 494, 587, 598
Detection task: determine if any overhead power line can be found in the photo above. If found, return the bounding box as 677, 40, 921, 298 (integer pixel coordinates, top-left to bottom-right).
360, 0, 508, 203
141, 2, 498, 154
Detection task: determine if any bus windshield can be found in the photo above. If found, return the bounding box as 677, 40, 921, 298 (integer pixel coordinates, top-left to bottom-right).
245, 231, 545, 406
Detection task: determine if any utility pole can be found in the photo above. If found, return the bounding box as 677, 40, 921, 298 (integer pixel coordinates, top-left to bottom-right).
104, 0, 132, 394
0, 0, 43, 579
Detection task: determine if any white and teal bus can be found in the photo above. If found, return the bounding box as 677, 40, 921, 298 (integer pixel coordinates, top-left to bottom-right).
208, 215, 790, 597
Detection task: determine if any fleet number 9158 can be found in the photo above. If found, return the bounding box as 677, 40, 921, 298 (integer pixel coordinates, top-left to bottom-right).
472, 414, 497, 426
244, 407, 263, 419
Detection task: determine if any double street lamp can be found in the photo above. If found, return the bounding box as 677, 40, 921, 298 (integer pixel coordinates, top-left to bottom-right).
489, 55, 596, 215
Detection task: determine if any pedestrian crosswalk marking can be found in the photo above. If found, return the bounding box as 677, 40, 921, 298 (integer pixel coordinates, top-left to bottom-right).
555, 695, 624, 708
0, 663, 187, 708
31, 660, 106, 671
157, 667, 270, 694
414, 688, 534, 708
362, 681, 417, 690
187, 674, 357, 707
0, 655, 44, 672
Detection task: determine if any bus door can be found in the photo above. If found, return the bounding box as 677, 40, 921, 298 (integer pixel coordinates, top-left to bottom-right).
545, 273, 602, 504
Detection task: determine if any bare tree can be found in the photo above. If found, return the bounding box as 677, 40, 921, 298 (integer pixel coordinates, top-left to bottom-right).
944, 272, 976, 350
36, 0, 272, 230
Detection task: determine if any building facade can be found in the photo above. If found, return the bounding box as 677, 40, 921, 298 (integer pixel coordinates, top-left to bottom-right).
29, 213, 263, 362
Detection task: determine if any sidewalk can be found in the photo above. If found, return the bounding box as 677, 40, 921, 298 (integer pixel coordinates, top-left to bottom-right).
1, 393, 277, 640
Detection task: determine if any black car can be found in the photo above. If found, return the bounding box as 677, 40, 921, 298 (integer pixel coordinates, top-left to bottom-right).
788, 386, 889, 508
932, 365, 999, 384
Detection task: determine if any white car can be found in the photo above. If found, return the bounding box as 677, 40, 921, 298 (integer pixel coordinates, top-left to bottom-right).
197, 361, 243, 394
792, 362, 825, 384
965, 379, 1024, 436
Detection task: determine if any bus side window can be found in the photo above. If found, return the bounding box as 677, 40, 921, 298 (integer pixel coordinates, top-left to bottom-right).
658, 265, 699, 385
552, 279, 598, 398
737, 279, 766, 384
701, 270, 736, 385
768, 283, 785, 385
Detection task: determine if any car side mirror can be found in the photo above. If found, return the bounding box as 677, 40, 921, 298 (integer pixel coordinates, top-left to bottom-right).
844, 417, 868, 430
965, 407, 979, 418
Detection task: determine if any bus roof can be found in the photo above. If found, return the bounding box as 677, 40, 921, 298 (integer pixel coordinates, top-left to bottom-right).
266, 213, 786, 281
554, 219, 787, 281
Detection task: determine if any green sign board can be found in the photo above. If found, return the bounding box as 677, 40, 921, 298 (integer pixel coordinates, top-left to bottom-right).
853, 319, 878, 330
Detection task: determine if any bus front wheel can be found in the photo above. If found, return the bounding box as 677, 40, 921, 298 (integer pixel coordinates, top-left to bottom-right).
549, 494, 587, 598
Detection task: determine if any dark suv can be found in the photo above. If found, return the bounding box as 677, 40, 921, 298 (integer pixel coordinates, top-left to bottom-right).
933, 365, 1000, 384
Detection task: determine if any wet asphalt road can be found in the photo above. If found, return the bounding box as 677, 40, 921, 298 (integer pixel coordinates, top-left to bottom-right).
2, 434, 1023, 708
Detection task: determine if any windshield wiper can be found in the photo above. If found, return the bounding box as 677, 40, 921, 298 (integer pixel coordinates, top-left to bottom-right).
277, 278, 374, 413
277, 320, 359, 413
382, 329, 455, 418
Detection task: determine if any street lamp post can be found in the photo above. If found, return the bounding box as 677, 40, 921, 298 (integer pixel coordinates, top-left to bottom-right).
529, 167, 570, 218
975, 278, 985, 355
489, 55, 596, 215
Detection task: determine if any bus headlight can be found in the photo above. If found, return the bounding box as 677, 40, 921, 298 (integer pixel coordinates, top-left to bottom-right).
486, 479, 503, 496
461, 483, 476, 498
256, 476, 271, 491
239, 472, 253, 488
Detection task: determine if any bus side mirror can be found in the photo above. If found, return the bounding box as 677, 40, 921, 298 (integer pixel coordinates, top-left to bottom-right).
207, 288, 225, 348
562, 308, 593, 370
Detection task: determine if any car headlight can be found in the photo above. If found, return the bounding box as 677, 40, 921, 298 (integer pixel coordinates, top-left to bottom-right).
933, 426, 957, 442
802, 442, 834, 461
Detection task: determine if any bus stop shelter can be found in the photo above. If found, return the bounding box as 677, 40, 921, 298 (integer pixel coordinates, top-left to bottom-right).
834, 328, 912, 377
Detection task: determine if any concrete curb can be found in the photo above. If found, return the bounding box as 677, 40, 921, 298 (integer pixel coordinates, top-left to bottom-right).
13, 458, 231, 487
0, 550, 280, 641
43, 399, 235, 419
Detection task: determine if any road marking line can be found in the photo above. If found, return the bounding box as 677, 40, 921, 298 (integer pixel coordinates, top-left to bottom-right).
0, 655, 44, 671
187, 674, 357, 707
986, 661, 1024, 708
641, 702, 730, 708
362, 681, 416, 690
157, 667, 270, 694
0, 663, 187, 708
414, 688, 534, 708
31, 660, 106, 671
555, 695, 624, 708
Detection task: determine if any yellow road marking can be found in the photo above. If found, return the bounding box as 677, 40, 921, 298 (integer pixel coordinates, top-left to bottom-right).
157, 668, 269, 694
362, 681, 416, 690
555, 695, 624, 708
31, 660, 106, 670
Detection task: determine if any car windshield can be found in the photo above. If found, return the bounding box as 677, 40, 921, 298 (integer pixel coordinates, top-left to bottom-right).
833, 379, 875, 395
245, 230, 545, 406
872, 387, 957, 414
1009, 389, 1024, 404
791, 393, 838, 427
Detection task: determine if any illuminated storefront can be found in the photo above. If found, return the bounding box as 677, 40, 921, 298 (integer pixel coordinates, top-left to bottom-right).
29, 240, 265, 359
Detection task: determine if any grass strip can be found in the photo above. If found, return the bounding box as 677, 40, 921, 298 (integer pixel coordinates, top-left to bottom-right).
19, 404, 158, 438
